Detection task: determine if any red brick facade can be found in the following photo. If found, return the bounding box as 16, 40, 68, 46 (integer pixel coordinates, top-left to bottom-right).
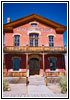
3, 14, 66, 76
5, 22, 64, 47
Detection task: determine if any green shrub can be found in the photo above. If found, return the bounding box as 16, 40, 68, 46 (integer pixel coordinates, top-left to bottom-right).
3, 78, 9, 91
59, 75, 67, 94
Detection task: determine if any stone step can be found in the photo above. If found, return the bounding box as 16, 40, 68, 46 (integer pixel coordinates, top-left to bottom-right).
28, 76, 45, 85
29, 82, 45, 85
29, 83, 45, 85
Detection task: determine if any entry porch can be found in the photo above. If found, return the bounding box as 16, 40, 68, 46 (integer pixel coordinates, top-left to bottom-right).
3, 53, 66, 77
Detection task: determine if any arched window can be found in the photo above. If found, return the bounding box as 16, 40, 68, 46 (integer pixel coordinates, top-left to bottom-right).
29, 34, 39, 47
14, 35, 20, 46
49, 36, 54, 47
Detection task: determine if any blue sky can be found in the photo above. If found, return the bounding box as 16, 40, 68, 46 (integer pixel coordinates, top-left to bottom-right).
3, 3, 67, 45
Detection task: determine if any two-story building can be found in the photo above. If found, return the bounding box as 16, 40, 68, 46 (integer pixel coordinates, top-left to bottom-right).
3, 14, 67, 77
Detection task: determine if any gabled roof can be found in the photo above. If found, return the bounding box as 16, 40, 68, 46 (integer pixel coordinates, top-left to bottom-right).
3, 14, 67, 33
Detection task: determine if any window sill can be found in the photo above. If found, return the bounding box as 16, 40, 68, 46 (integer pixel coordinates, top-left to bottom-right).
8, 69, 26, 72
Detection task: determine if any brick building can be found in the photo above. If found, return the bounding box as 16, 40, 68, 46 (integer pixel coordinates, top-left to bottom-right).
3, 14, 67, 77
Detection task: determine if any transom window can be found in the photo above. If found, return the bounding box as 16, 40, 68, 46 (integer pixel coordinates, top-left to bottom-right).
14, 35, 20, 46
30, 34, 39, 47
31, 23, 37, 28
49, 36, 54, 47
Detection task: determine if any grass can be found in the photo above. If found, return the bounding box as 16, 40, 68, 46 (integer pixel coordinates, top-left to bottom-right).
59, 75, 67, 94
3, 78, 9, 91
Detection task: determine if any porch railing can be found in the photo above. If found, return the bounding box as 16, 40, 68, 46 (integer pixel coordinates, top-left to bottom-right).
3, 45, 66, 53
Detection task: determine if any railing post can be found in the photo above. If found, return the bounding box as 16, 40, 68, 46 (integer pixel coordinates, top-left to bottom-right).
26, 77, 28, 86
46, 77, 47, 86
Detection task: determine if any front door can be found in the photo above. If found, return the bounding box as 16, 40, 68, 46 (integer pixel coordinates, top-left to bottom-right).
29, 58, 40, 75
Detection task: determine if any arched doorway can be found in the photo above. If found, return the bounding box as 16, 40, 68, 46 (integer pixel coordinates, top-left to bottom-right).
29, 58, 40, 75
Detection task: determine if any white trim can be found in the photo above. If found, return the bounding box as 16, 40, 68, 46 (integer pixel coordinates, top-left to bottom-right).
27, 31, 41, 35
8, 69, 22, 72
12, 33, 22, 37
29, 21, 39, 25
47, 34, 56, 37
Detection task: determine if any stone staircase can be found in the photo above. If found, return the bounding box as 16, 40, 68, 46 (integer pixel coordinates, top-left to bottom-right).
28, 75, 45, 85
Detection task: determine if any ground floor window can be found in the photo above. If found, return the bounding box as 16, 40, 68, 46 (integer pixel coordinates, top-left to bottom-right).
49, 58, 56, 71
13, 58, 19, 71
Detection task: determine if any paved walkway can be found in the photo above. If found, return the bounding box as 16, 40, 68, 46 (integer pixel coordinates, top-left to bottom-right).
3, 76, 67, 98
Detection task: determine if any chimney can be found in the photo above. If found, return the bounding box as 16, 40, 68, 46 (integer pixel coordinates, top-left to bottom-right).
7, 17, 11, 23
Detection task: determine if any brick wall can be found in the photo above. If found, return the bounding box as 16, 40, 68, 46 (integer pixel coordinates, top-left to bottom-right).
4, 21, 64, 47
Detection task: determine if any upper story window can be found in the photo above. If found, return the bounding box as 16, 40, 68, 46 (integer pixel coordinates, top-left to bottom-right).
31, 23, 37, 28
49, 36, 54, 47
29, 34, 39, 47
14, 35, 20, 46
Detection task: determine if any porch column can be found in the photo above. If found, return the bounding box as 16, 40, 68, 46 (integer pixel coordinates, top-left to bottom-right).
43, 53, 45, 75
26, 53, 28, 86
26, 53, 28, 72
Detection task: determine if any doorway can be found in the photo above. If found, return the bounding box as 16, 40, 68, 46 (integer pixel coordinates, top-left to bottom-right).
29, 58, 40, 75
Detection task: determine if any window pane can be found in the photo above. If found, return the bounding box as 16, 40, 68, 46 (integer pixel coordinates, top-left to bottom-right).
17, 43, 19, 46
35, 39, 38, 47
15, 43, 17, 46
30, 43, 33, 47
49, 39, 52, 42
49, 43, 52, 47
30, 39, 33, 43
35, 39, 38, 42
52, 43, 54, 47
30, 34, 33, 37
49, 36, 54, 41
35, 34, 38, 38
30, 39, 33, 47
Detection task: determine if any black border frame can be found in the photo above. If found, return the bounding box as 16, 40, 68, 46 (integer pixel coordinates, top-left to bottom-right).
1, 1, 69, 99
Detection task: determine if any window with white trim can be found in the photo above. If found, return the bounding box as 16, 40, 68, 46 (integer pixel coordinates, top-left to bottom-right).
29, 34, 39, 47
14, 35, 20, 46
49, 36, 54, 47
